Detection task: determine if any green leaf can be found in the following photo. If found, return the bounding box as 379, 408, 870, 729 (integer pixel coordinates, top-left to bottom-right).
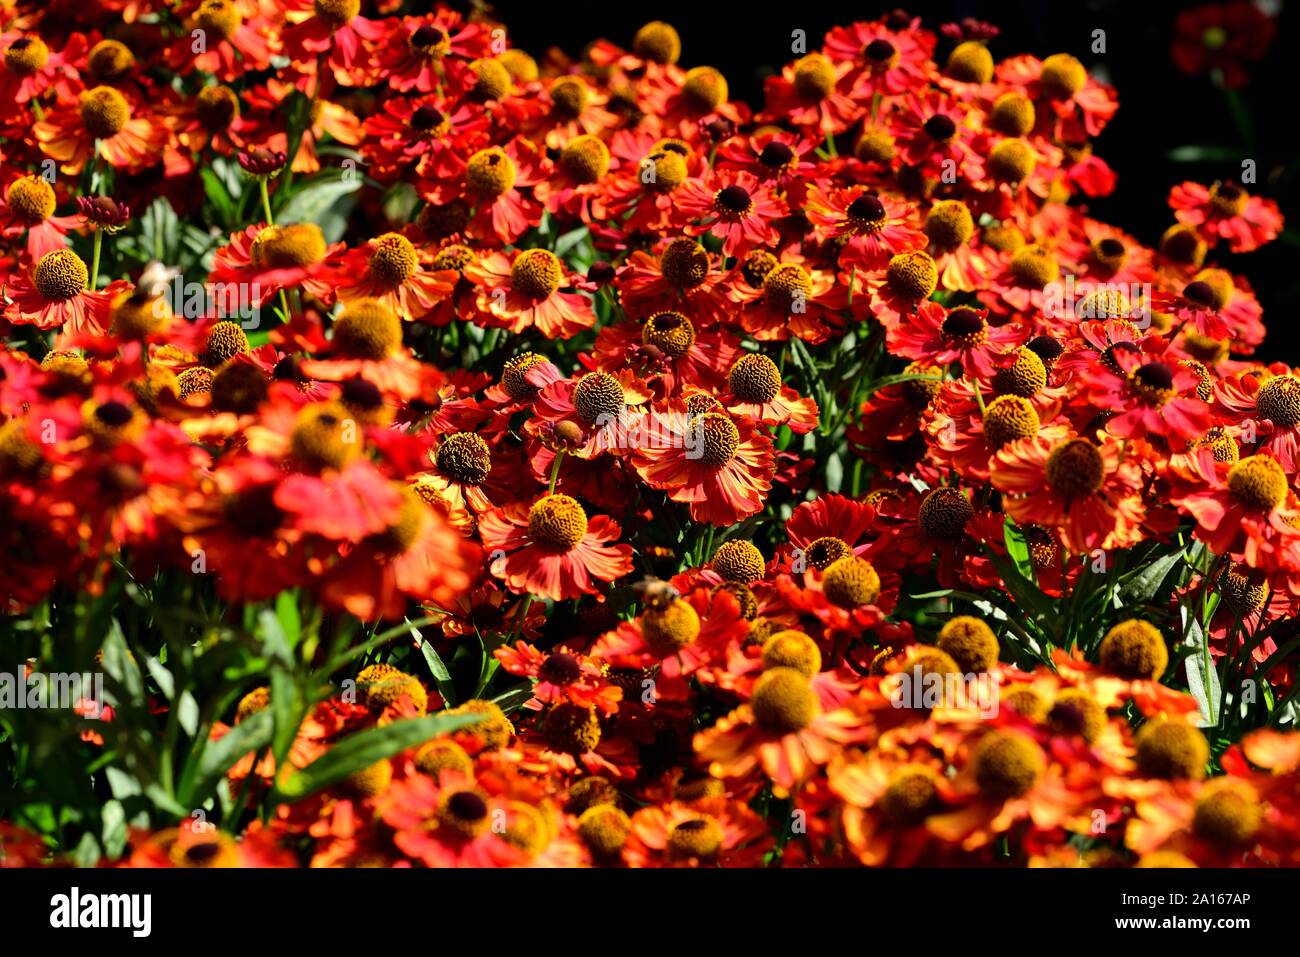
180, 710, 273, 808
1166, 145, 1245, 163
416, 630, 457, 708
276, 712, 479, 800
201, 168, 235, 226
1117, 550, 1185, 608
1182, 617, 1220, 728
276, 174, 361, 243
1002, 519, 1035, 582
491, 683, 534, 715
988, 555, 1060, 629
269, 668, 304, 773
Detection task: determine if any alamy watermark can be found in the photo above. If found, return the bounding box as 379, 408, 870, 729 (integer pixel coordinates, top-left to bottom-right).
0, 666, 105, 714
887, 666, 1000, 718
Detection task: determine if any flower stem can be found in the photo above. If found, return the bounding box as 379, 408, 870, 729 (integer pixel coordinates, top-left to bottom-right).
548, 449, 566, 493
259, 178, 275, 225
89, 230, 103, 291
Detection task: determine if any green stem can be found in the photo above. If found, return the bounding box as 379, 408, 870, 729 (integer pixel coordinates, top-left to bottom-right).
259, 178, 275, 225
548, 448, 566, 493
90, 230, 103, 292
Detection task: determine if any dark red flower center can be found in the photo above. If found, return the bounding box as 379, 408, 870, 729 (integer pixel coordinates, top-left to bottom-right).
539, 653, 582, 686
716, 185, 752, 213
758, 141, 794, 168
923, 114, 956, 140
865, 39, 896, 61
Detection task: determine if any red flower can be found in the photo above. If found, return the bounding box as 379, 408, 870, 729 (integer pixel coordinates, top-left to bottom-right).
632, 404, 775, 526
479, 493, 633, 601
1171, 2, 1276, 88
1168, 181, 1282, 253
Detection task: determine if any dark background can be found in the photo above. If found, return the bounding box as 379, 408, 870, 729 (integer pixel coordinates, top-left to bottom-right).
486, 0, 1299, 362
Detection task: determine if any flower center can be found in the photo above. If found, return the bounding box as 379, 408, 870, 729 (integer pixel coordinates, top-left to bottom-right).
846, 193, 887, 234
436, 432, 492, 485
367, 233, 418, 286
541, 703, 601, 755
253, 223, 326, 269
821, 556, 881, 608
500, 352, 547, 401
742, 249, 779, 287
1009, 244, 1059, 288
1129, 362, 1176, 405
641, 311, 695, 357
1038, 53, 1086, 98
33, 249, 89, 301
989, 91, 1035, 136
549, 76, 588, 118
1045, 438, 1105, 498
527, 494, 588, 549
941, 307, 987, 346
880, 766, 938, 826
291, 402, 358, 471
982, 395, 1039, 448
538, 652, 582, 686
331, 298, 401, 360
1227, 455, 1288, 511
196, 0, 241, 41
1193, 780, 1262, 850
666, 816, 724, 862
864, 38, 897, 63
439, 790, 491, 837
987, 138, 1036, 185
751, 668, 819, 732
409, 104, 448, 133
925, 200, 974, 250
468, 58, 511, 102
693, 412, 740, 466
80, 86, 130, 140
633, 20, 681, 64
87, 39, 134, 81
727, 353, 782, 403
1255, 375, 1300, 428
572, 371, 625, 424
973, 731, 1044, 799
510, 248, 563, 298
313, 0, 359, 27
711, 539, 765, 583
196, 85, 239, 129
992, 348, 1047, 398
793, 53, 837, 99
758, 140, 795, 170
559, 134, 609, 184
1209, 181, 1248, 217
1089, 237, 1127, 273
713, 184, 753, 217
4, 36, 49, 75
923, 113, 957, 141
804, 536, 852, 570
917, 487, 974, 541
886, 250, 938, 300
761, 263, 813, 311
408, 25, 450, 58
6, 175, 55, 226
466, 147, 517, 197
643, 149, 687, 191
642, 598, 701, 655
682, 66, 729, 112
659, 238, 709, 289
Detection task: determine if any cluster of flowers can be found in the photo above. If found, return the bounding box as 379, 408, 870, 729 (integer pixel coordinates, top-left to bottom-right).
0, 3, 1297, 867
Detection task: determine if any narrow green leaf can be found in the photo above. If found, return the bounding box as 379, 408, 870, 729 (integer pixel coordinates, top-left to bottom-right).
276, 712, 479, 800
180, 710, 273, 808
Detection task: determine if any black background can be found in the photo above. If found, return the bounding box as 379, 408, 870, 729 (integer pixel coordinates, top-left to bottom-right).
490, 0, 1299, 361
